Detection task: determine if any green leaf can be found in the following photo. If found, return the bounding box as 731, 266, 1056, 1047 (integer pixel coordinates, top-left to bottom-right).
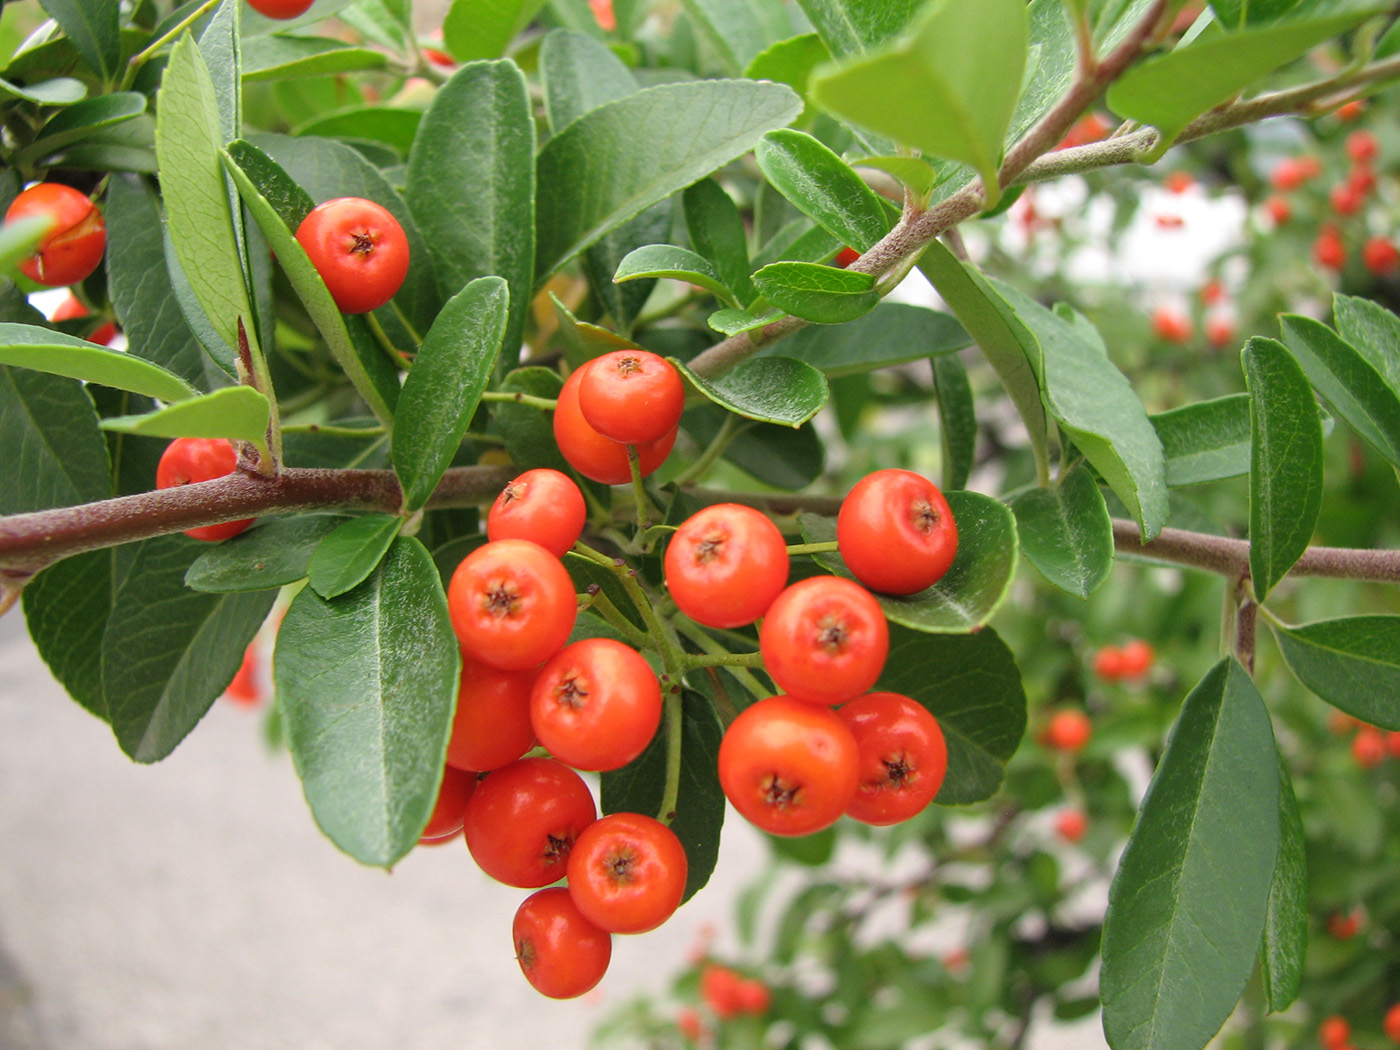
99, 385, 271, 446
809, 0, 1029, 203
1106, 7, 1387, 152
242, 36, 387, 81
614, 245, 739, 308
750, 261, 879, 324
38, 0, 120, 82
0, 216, 53, 278
684, 403, 825, 489
535, 79, 803, 278
0, 323, 199, 403
680, 0, 795, 74
756, 129, 891, 252
997, 285, 1169, 540
443, 0, 547, 62
392, 277, 510, 510
0, 367, 110, 515
22, 549, 115, 720
1152, 394, 1254, 486
707, 307, 783, 337
847, 153, 940, 197
1209, 0, 1304, 27
1007, 0, 1078, 145
932, 352, 975, 491
162, 219, 238, 378
185, 514, 349, 592
803, 490, 1018, 633
0, 76, 86, 106
676, 355, 829, 427
197, 0, 243, 145
155, 36, 259, 369
744, 33, 832, 120
585, 204, 673, 337
685, 178, 758, 306
600, 691, 725, 904
876, 624, 1027, 804
103, 535, 277, 762
1100, 659, 1279, 1050
540, 29, 638, 132
492, 366, 572, 475
1243, 337, 1324, 602
8, 92, 147, 171
793, 0, 924, 56
308, 514, 404, 599
1331, 293, 1400, 400
1261, 761, 1307, 1013
762, 302, 971, 376
405, 61, 534, 365
1270, 616, 1400, 730
276, 537, 460, 867
240, 0, 358, 34
293, 107, 421, 156
221, 140, 399, 424
918, 242, 1050, 484
1009, 464, 1114, 598
1279, 313, 1400, 469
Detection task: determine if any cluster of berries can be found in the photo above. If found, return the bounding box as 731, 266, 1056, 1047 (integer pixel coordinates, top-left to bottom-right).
1091, 639, 1154, 683
1329, 710, 1400, 769
1318, 1003, 1400, 1050
1041, 709, 1094, 844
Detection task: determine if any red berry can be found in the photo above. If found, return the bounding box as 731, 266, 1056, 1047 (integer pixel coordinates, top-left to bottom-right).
833, 246, 861, 267
1054, 808, 1088, 843
530, 638, 662, 772
566, 812, 688, 933
1056, 112, 1111, 150
487, 468, 586, 558
1328, 908, 1362, 939
1320, 1016, 1351, 1048
447, 655, 537, 772
1118, 639, 1155, 680
247, 0, 315, 15
419, 765, 478, 843
837, 469, 958, 596
1093, 645, 1126, 682
664, 503, 789, 629
1205, 315, 1236, 350
759, 576, 889, 707
577, 349, 685, 444
837, 692, 947, 825
700, 964, 745, 1019
1388, 731, 1400, 758
553, 361, 676, 484
1199, 279, 1225, 306
1362, 236, 1400, 276
1352, 726, 1387, 768
1346, 130, 1379, 165
513, 887, 612, 999
446, 539, 576, 672
1163, 171, 1194, 194
463, 757, 597, 887
1314, 227, 1347, 271
50, 291, 88, 322
733, 978, 772, 1015
1347, 165, 1376, 196
589, 0, 617, 31
1330, 182, 1364, 216
155, 438, 254, 542
677, 1008, 705, 1042
1336, 100, 1365, 122
422, 47, 455, 67
1043, 709, 1092, 752
294, 197, 409, 314
5, 183, 106, 287
1154, 213, 1185, 229
1263, 195, 1292, 225
1151, 306, 1192, 343
1383, 1002, 1400, 1043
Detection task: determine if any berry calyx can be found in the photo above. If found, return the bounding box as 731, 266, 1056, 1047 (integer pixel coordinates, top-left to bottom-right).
155, 438, 255, 542
836, 469, 958, 596
5, 183, 106, 287
294, 197, 409, 314
759, 576, 889, 707
566, 812, 688, 933
664, 503, 789, 628
578, 349, 685, 445
486, 468, 586, 558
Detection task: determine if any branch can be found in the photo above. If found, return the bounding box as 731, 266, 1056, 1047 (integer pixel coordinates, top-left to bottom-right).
0, 464, 516, 580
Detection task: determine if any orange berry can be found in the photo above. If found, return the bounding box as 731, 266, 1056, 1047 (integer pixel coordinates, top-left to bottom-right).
1206, 315, 1236, 350
677, 1007, 705, 1042
1352, 726, 1387, 768
700, 964, 744, 1020
1093, 645, 1126, 682
1329, 182, 1364, 216
1314, 227, 1347, 271
1383, 1002, 1400, 1042
1151, 306, 1193, 343
1118, 639, 1155, 680
734, 978, 771, 1016
1346, 130, 1379, 165
1328, 908, 1362, 939
1362, 236, 1400, 276
1055, 808, 1088, 843
1163, 170, 1195, 194
1336, 100, 1365, 122
1320, 1016, 1352, 1049
1264, 195, 1292, 225
1043, 709, 1092, 752
1199, 279, 1225, 305
833, 246, 861, 268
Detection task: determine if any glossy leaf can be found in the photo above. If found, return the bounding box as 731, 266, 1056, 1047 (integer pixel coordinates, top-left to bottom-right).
684, 403, 825, 489
1271, 616, 1400, 730
535, 79, 802, 277
1101, 659, 1279, 1050
615, 245, 737, 307
0, 324, 198, 403
22, 550, 115, 719
810, 0, 1028, 202
221, 140, 399, 424
0, 77, 86, 106
1209, 0, 1304, 27
99, 385, 271, 446
9, 93, 147, 171
492, 366, 572, 475
0, 367, 110, 515
803, 490, 1018, 633
750, 261, 879, 324
243, 36, 387, 81
676, 355, 829, 427
1244, 337, 1324, 602
678, 0, 794, 74
443, 0, 548, 62
707, 308, 784, 336
1279, 313, 1400, 469
197, 0, 242, 145
876, 625, 1027, 804
1007, 0, 1078, 144
933, 353, 976, 492
1152, 394, 1254, 486
105, 175, 226, 390
1331, 293, 1400, 399
308, 515, 404, 599
540, 28, 638, 132
103, 535, 277, 762
186, 514, 349, 592
794, 0, 924, 56
1106, 8, 1387, 152
405, 61, 534, 361
240, 0, 358, 34
918, 242, 1050, 483
277, 537, 460, 866
1262, 761, 1307, 1013
755, 129, 892, 252
1009, 464, 1114, 598
744, 33, 832, 119
685, 179, 757, 309
763, 302, 971, 376
997, 285, 1168, 540
393, 277, 510, 510
39, 0, 120, 82
155, 36, 259, 368
848, 153, 940, 197
601, 691, 725, 904
293, 107, 421, 155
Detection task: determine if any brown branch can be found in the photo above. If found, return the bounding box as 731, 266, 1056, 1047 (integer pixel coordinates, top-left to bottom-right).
0, 464, 515, 579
